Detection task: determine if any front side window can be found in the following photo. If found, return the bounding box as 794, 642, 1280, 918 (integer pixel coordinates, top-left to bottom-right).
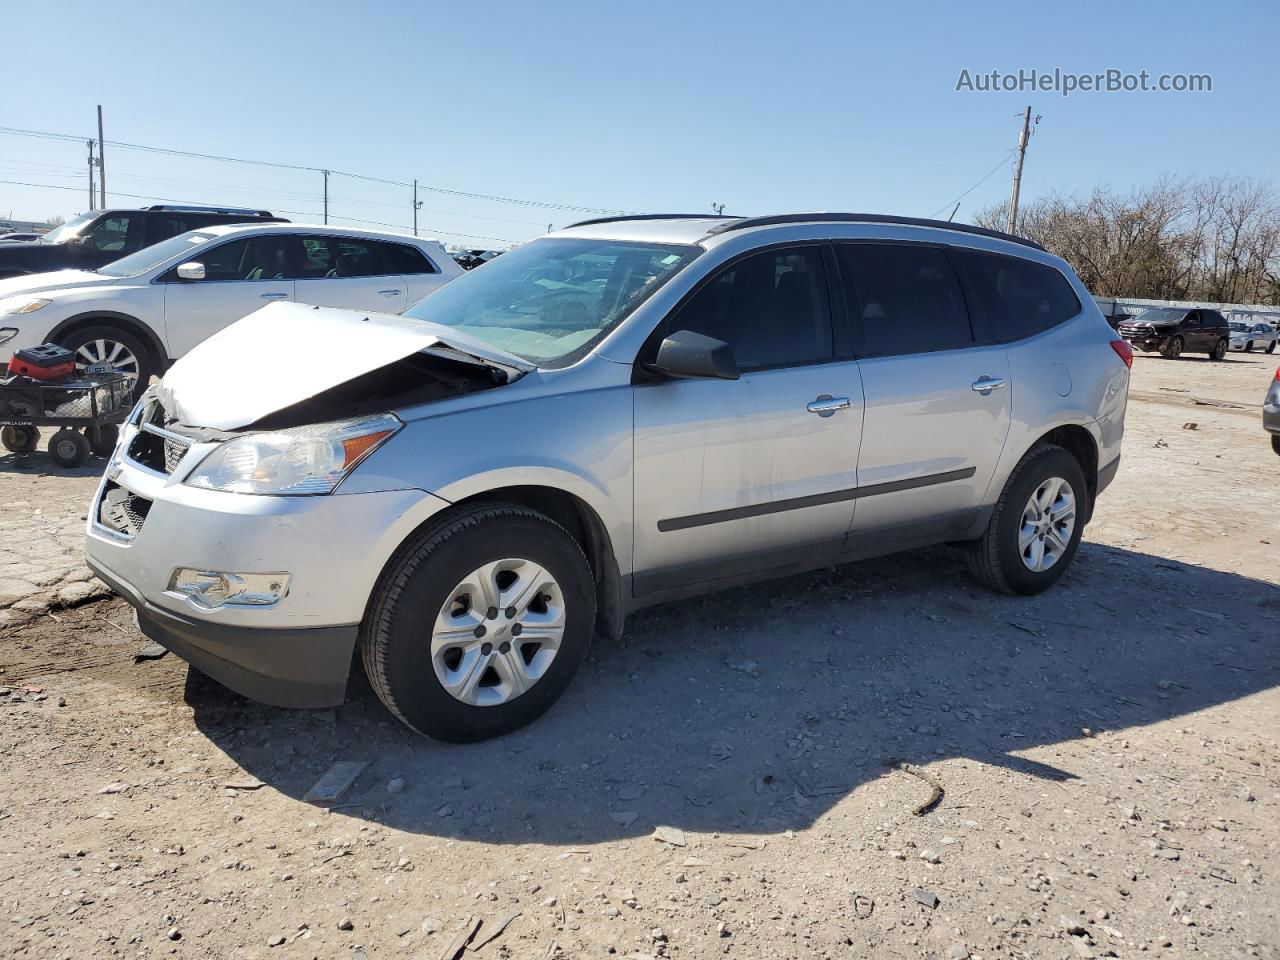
80, 214, 137, 254
951, 249, 1081, 342
667, 246, 832, 369
194, 236, 292, 281
402, 237, 700, 366
838, 243, 972, 357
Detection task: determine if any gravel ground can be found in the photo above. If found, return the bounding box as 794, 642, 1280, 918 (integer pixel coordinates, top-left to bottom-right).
1, 351, 1277, 960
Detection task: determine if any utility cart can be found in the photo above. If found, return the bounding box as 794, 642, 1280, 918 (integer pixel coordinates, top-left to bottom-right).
0, 372, 133, 467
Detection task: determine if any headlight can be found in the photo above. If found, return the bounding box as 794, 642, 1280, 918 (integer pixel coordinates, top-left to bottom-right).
185, 413, 402, 495
0, 297, 52, 315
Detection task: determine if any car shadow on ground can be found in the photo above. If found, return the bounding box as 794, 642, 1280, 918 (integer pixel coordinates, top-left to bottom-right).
185, 541, 1279, 845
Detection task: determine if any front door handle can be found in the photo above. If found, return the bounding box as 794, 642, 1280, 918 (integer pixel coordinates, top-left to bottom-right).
806, 394, 852, 417
260, 292, 288, 300
377, 289, 402, 296
971, 377, 1008, 394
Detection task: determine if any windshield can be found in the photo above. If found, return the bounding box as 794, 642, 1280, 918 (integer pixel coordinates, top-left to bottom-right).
1230, 322, 1248, 332
97, 231, 217, 278
40, 213, 97, 245
1133, 308, 1183, 324
402, 237, 701, 367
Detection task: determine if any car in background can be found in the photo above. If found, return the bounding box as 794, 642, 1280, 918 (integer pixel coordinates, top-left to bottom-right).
0, 223, 463, 388
1265, 366, 1280, 456
451, 248, 505, 270
1117, 307, 1230, 360
0, 205, 287, 280
1229, 320, 1278, 354
0, 232, 42, 243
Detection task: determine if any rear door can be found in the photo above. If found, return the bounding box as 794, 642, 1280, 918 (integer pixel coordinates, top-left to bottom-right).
292, 235, 409, 311
160, 234, 295, 356
382, 240, 453, 304
837, 241, 1011, 546
631, 245, 864, 594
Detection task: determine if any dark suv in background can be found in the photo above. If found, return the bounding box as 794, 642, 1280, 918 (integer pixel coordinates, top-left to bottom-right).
0, 205, 287, 279
1117, 307, 1230, 360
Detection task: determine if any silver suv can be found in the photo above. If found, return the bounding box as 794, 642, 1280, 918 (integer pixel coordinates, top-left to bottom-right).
84, 213, 1131, 742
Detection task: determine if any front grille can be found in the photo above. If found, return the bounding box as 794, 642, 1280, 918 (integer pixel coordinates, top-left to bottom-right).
124, 399, 192, 475
97, 480, 152, 538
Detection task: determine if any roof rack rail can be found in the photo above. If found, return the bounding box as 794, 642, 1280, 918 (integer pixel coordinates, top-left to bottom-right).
143, 204, 275, 217
565, 213, 736, 229
705, 213, 1045, 251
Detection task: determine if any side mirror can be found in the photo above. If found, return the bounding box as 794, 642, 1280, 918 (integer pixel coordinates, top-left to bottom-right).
646, 330, 739, 381
176, 261, 206, 281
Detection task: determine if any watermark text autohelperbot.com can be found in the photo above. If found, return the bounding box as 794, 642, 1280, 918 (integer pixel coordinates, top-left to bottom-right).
956, 68, 1212, 97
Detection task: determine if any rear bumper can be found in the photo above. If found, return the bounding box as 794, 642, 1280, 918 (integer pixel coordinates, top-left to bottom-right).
1263, 383, 1280, 434
89, 556, 357, 707
1097, 454, 1121, 495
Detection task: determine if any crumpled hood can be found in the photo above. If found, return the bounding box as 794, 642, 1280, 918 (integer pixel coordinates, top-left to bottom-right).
0, 269, 115, 301
156, 301, 534, 431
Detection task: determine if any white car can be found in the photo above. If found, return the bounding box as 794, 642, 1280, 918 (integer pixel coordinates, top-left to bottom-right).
1228, 320, 1278, 354
0, 224, 464, 387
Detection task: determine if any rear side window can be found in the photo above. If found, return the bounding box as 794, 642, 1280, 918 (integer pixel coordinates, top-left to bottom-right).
837, 243, 972, 357
297, 235, 400, 278
670, 246, 832, 370
952, 250, 1081, 342
376, 241, 438, 275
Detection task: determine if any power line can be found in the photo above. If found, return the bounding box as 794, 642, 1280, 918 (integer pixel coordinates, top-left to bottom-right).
0, 125, 632, 216
0, 177, 519, 244
927, 152, 1014, 220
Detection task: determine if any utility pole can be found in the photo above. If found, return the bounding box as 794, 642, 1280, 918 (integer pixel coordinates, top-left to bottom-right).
711, 202, 725, 216
96, 105, 106, 208
412, 179, 421, 236
86, 140, 96, 210
322, 169, 329, 224
1007, 106, 1039, 235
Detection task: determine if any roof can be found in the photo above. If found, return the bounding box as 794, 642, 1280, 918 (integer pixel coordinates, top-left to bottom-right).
195, 222, 442, 245
557, 212, 1045, 253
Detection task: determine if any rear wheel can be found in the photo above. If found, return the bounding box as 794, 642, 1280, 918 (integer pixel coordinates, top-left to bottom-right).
1210, 338, 1228, 361
1160, 336, 1184, 359
1, 425, 40, 453
1245, 341, 1254, 353
966, 444, 1087, 595
360, 503, 596, 742
57, 325, 155, 395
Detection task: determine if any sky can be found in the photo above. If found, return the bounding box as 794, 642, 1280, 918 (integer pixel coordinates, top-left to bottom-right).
2, 0, 1277, 246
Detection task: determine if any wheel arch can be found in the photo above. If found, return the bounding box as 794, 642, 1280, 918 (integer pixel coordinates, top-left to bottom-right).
1029, 424, 1099, 522
47, 311, 169, 374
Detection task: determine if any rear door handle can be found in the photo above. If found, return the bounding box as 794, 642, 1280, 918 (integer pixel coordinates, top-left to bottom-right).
971, 377, 1008, 394
377, 289, 402, 296
260, 292, 288, 300
806, 395, 851, 417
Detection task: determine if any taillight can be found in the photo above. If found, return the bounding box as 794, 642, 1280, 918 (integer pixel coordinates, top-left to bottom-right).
1110, 339, 1134, 369
1274, 365, 1280, 381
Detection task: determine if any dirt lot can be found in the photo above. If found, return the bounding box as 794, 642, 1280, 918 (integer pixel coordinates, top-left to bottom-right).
1, 351, 1278, 960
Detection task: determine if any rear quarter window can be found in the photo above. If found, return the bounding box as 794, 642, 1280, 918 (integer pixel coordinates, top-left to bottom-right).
952, 249, 1081, 342
377, 241, 438, 275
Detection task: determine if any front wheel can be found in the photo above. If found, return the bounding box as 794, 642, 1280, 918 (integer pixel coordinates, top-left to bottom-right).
965, 444, 1088, 595
48, 428, 90, 467
1244, 341, 1254, 353
1267, 341, 1277, 355
57, 325, 155, 396
360, 503, 596, 742
1273, 434, 1280, 457
1210, 338, 1228, 361
1160, 336, 1184, 359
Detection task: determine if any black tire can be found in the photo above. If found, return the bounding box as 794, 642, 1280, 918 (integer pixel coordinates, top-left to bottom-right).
1209, 338, 1228, 361
965, 444, 1088, 596
1267, 341, 1277, 355
88, 424, 120, 457
1, 425, 40, 453
1160, 336, 1184, 359
360, 503, 596, 742
1244, 341, 1254, 353
48, 428, 90, 467
1273, 434, 1280, 457
56, 324, 156, 395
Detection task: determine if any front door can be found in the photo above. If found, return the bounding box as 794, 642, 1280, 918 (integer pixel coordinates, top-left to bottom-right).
631, 245, 864, 595
160, 234, 295, 357
834, 241, 1012, 546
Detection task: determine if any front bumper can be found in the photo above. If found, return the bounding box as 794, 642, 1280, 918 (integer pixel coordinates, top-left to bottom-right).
1264, 382, 1280, 435
84, 418, 452, 707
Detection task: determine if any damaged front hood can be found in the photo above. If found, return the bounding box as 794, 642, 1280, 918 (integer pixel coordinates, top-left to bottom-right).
156, 301, 534, 431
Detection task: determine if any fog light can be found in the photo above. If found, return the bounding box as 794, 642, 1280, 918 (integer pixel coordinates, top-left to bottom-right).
169, 569, 290, 609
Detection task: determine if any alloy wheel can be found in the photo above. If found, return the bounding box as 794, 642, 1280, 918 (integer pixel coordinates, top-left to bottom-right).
1018, 477, 1076, 573
73, 338, 140, 384
430, 558, 565, 706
